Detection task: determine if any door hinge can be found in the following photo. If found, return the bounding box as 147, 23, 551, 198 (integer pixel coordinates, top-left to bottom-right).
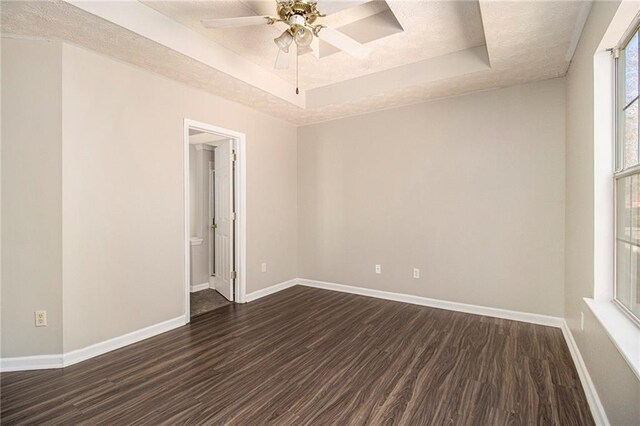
231, 151, 237, 162
231, 211, 236, 221
231, 271, 237, 280
611, 47, 620, 59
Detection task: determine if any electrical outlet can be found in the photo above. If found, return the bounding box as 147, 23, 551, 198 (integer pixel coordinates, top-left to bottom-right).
580, 312, 584, 331
375, 264, 381, 274
413, 268, 420, 279
35, 310, 47, 327
261, 262, 267, 273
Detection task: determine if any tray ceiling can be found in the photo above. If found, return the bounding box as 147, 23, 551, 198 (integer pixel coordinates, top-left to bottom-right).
1, 0, 592, 125
142, 0, 486, 89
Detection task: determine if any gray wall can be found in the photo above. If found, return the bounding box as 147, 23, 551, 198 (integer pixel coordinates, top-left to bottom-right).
1, 38, 63, 357
1, 38, 298, 356
564, 1, 640, 424
60, 43, 298, 352
298, 78, 566, 317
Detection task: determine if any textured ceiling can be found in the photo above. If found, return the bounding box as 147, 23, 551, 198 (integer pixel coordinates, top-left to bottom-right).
1, 0, 591, 125
142, 0, 486, 89
0, 0, 303, 121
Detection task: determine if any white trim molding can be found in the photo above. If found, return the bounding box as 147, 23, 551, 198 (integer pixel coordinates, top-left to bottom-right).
297, 278, 564, 327
245, 279, 298, 302
0, 354, 64, 372
1, 315, 186, 372
1, 277, 609, 426
246, 278, 605, 422
63, 315, 186, 368
184, 119, 248, 321
190, 282, 210, 293
560, 321, 610, 426
584, 298, 640, 381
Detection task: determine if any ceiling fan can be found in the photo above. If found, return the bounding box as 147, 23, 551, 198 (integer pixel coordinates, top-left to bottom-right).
201, 0, 373, 71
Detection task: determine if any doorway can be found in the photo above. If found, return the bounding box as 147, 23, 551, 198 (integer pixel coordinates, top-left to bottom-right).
184, 119, 246, 321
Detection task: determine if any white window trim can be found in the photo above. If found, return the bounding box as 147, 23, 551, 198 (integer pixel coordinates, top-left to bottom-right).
591, 1, 640, 380
584, 298, 640, 380
612, 17, 640, 325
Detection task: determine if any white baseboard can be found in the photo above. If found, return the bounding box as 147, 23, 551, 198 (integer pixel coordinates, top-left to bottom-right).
560, 321, 609, 425
62, 315, 186, 368
0, 354, 64, 372
296, 279, 606, 423
1, 315, 187, 372
190, 282, 210, 293
2, 279, 606, 426
298, 278, 564, 327
245, 279, 298, 302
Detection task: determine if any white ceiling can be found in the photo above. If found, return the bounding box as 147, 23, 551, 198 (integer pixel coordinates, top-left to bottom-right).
142, 0, 486, 89
1, 0, 592, 125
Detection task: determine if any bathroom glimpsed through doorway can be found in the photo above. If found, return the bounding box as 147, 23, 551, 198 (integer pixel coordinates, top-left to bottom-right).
188, 128, 235, 318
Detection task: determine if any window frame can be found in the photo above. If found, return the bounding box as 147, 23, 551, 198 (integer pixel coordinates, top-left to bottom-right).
613, 21, 640, 327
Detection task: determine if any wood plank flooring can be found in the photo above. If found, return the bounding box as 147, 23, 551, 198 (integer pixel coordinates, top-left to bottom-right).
191, 289, 231, 318
1, 286, 593, 425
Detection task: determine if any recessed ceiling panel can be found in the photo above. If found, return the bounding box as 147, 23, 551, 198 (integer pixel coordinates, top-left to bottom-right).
318, 5, 403, 58
1, 0, 591, 125
142, 0, 486, 89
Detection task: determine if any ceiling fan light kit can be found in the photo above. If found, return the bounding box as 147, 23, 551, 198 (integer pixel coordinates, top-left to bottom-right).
292, 26, 314, 48
201, 0, 373, 69
274, 30, 294, 53
271, 1, 324, 55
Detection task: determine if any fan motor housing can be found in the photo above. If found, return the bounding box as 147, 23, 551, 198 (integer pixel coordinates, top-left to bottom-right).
276, 0, 320, 25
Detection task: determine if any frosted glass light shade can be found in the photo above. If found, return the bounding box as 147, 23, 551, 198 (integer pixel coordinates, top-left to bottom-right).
294, 27, 313, 47
274, 30, 294, 52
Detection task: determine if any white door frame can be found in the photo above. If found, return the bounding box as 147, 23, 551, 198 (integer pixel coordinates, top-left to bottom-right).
183, 119, 247, 323
208, 160, 215, 280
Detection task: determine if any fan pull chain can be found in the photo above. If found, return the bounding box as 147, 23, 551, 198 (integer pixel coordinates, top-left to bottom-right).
296, 49, 299, 95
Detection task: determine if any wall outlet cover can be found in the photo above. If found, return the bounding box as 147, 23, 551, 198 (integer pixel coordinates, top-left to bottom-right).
35, 310, 47, 327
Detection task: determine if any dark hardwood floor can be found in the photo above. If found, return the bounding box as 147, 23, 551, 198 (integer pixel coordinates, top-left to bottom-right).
191, 288, 231, 318
1, 286, 593, 425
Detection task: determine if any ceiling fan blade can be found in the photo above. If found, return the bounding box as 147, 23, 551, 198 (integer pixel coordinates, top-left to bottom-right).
274, 47, 294, 70
318, 26, 372, 59
201, 16, 272, 29
297, 45, 313, 56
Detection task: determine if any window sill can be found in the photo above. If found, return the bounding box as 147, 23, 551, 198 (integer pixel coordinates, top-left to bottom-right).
584, 297, 640, 381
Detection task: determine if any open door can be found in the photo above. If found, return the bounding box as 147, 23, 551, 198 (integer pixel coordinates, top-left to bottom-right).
208, 160, 215, 278
214, 140, 234, 301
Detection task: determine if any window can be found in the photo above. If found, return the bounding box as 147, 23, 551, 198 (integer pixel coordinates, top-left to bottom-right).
615, 26, 640, 324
